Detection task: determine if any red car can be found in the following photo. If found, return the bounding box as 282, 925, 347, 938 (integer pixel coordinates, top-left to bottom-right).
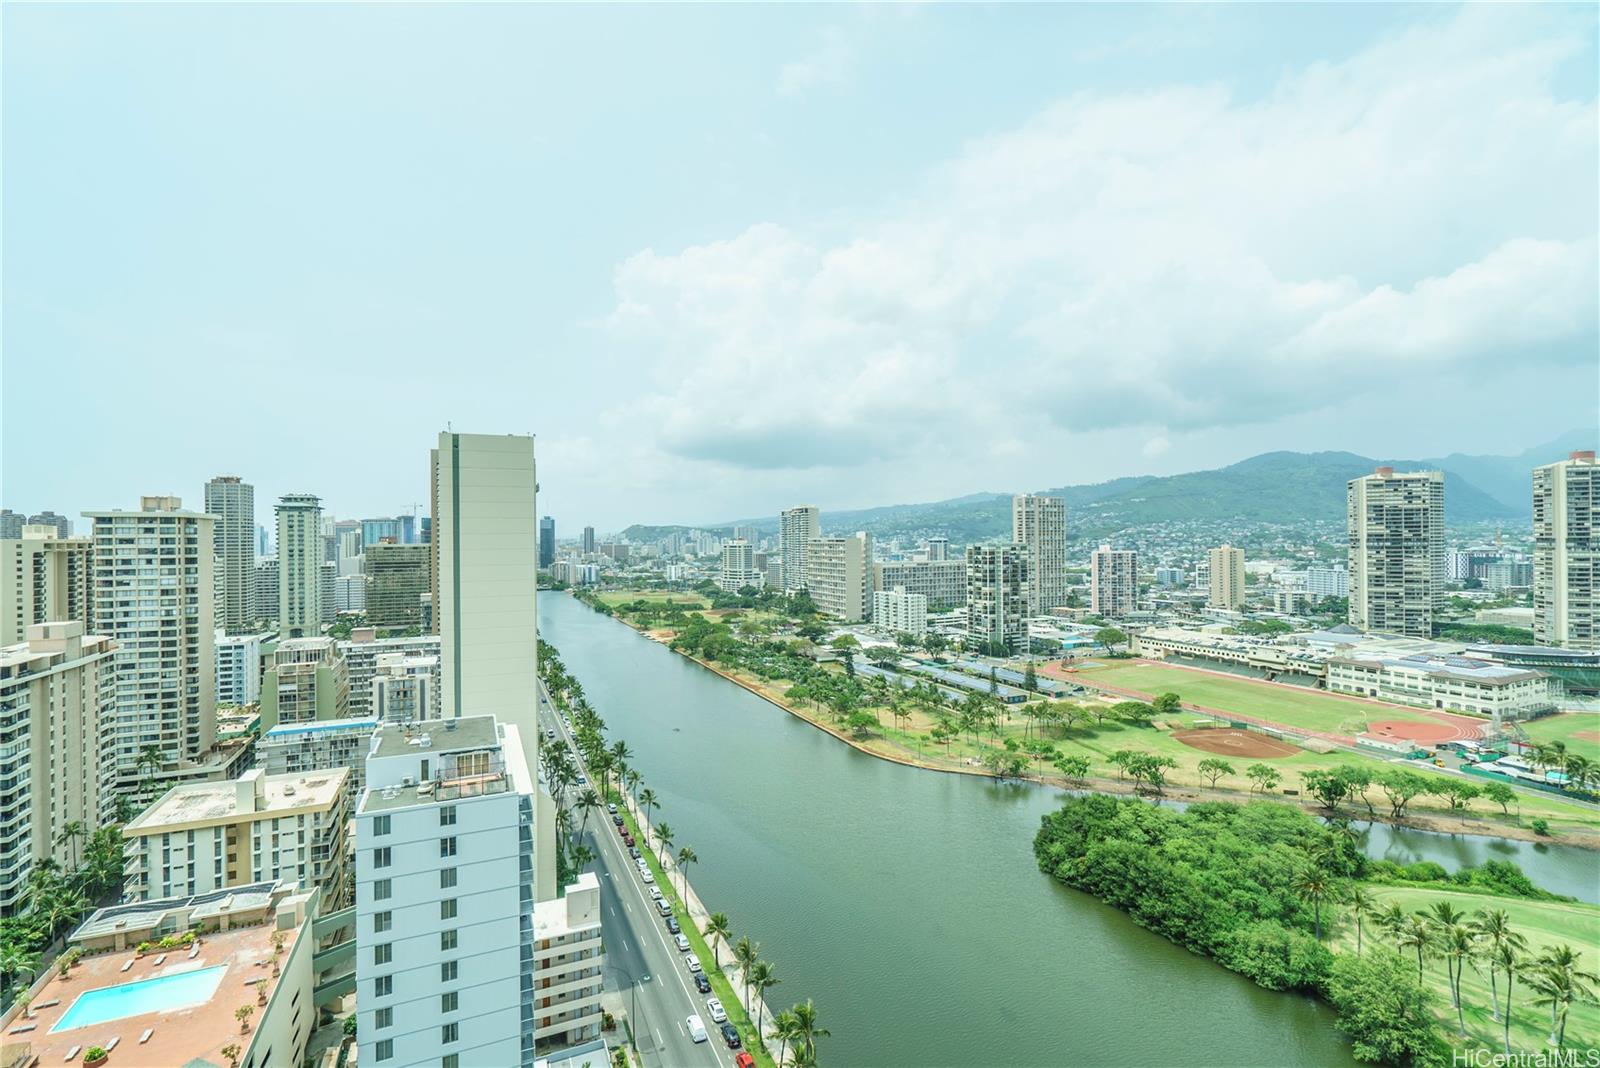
735, 1054, 755, 1068
622, 834, 635, 847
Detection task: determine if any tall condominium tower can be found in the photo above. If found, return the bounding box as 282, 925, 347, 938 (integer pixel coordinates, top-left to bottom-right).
1207, 545, 1246, 610
1533, 450, 1599, 650
779, 505, 821, 592
205, 476, 256, 632
1012, 494, 1066, 616
1, 525, 94, 645
538, 515, 555, 569
966, 544, 1030, 655
84, 496, 217, 786
581, 525, 596, 554
925, 537, 949, 562
718, 538, 757, 593
434, 432, 538, 723
805, 532, 872, 621
277, 493, 324, 638
1347, 468, 1445, 637
1090, 545, 1139, 617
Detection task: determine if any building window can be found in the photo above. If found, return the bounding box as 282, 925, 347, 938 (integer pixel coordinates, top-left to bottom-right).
441, 960, 457, 982
441, 991, 458, 1013
373, 847, 391, 868
372, 814, 391, 836
373, 878, 391, 901
374, 1039, 393, 1062
373, 911, 392, 934
440, 898, 457, 920
440, 929, 457, 951
373, 943, 392, 966
441, 1023, 458, 1045
440, 867, 457, 889
442, 1056, 459, 1068
375, 1007, 392, 1029
373, 975, 392, 997
438, 837, 456, 858
439, 805, 456, 827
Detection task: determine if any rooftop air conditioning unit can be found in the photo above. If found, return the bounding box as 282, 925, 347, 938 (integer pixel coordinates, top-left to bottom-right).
401, 776, 414, 787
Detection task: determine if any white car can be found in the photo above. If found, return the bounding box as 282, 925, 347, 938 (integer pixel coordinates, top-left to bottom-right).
674, 933, 691, 952
686, 956, 703, 974
706, 997, 727, 1024
641, 869, 654, 884
687, 1015, 707, 1044
649, 887, 663, 901
656, 899, 672, 917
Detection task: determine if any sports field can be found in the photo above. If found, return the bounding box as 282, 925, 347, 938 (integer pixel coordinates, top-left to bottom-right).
1520, 712, 1600, 763
1065, 660, 1440, 736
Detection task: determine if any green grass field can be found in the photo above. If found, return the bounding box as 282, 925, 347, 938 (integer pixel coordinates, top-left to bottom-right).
1072, 661, 1439, 735
1521, 713, 1600, 764
1336, 885, 1600, 1056
595, 590, 707, 609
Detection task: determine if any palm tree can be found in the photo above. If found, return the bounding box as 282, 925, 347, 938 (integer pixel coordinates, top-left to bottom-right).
0, 944, 39, 1003
1490, 944, 1524, 1056
1532, 944, 1599, 1048
768, 1009, 802, 1068
1441, 924, 1479, 1035
703, 913, 731, 969
733, 937, 759, 1010
1472, 908, 1528, 1023
638, 788, 659, 830
791, 998, 829, 1062
575, 789, 601, 836
1294, 866, 1332, 941
676, 847, 697, 902
653, 822, 674, 869
55, 821, 87, 871
608, 741, 632, 798
1377, 903, 1408, 950
568, 843, 594, 872
1345, 886, 1375, 956
625, 769, 641, 801
1398, 916, 1432, 984
137, 744, 165, 794
749, 960, 780, 1036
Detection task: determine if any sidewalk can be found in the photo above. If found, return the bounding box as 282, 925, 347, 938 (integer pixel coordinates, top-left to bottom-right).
621, 790, 783, 1064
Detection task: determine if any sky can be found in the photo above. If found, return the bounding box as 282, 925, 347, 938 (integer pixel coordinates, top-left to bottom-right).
4, 3, 1597, 535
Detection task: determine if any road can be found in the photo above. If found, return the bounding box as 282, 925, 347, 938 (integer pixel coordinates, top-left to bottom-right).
538, 683, 738, 1068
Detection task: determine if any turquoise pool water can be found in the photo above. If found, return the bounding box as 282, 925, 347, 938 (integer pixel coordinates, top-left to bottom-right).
51, 964, 228, 1033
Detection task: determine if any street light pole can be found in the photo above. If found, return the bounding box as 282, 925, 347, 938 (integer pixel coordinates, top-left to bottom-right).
604, 962, 646, 1058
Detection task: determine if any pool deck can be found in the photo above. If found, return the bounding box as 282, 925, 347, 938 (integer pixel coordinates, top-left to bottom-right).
4, 917, 282, 1067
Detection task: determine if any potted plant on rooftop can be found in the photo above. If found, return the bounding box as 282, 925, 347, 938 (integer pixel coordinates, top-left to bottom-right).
235, 1004, 254, 1033
82, 1046, 109, 1068
220, 1044, 241, 1068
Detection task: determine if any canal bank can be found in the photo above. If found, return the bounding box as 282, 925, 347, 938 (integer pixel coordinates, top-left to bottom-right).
541, 592, 1598, 1067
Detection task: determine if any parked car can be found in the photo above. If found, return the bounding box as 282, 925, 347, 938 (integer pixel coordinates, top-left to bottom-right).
674, 933, 690, 952
641, 869, 654, 884
720, 1022, 741, 1049
629, 847, 642, 860
686, 1015, 707, 1044
665, 916, 680, 935
622, 834, 634, 847
706, 997, 727, 1024
611, 814, 624, 826
686, 956, 703, 974
649, 887, 663, 901
607, 803, 618, 814
656, 899, 672, 917
694, 972, 712, 994
735, 1054, 755, 1068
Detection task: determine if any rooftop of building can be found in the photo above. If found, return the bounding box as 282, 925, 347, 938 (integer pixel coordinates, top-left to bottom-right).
368, 715, 500, 760
1328, 651, 1543, 684
126, 769, 348, 832
2, 884, 313, 1068
263, 716, 379, 739
532, 873, 602, 939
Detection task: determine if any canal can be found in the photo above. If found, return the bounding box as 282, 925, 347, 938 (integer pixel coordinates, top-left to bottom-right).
540, 592, 1595, 1067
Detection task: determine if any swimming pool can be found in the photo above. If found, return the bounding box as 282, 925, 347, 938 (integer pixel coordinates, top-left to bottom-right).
51, 964, 228, 1033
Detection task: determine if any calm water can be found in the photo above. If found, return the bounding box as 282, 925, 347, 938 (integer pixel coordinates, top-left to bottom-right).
540, 593, 1594, 1067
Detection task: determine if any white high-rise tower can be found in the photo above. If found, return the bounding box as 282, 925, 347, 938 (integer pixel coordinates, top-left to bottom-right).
1347, 468, 1445, 637
1534, 450, 1599, 650
1012, 494, 1066, 616
205, 475, 255, 632
277, 493, 323, 638
779, 505, 821, 592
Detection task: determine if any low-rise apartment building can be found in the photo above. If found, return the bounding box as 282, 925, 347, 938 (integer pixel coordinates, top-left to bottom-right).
531, 871, 606, 1048
216, 631, 267, 706
260, 716, 380, 802
872, 586, 928, 637
872, 559, 966, 611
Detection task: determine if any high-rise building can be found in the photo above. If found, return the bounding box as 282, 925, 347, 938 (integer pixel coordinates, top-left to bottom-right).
255, 556, 280, 622
334, 573, 367, 613
1347, 468, 1445, 637
372, 653, 440, 722
779, 506, 821, 592
1090, 545, 1139, 617
260, 637, 351, 728
1154, 567, 1185, 587
873, 586, 928, 637
365, 543, 430, 629
434, 432, 538, 722
539, 515, 556, 569
26, 511, 72, 538
261, 716, 379, 803
1, 524, 94, 645
340, 632, 442, 719
966, 545, 1030, 655
276, 493, 324, 638
1012, 495, 1066, 616
1207, 545, 1246, 610
356, 716, 602, 1066
84, 496, 217, 788
320, 560, 339, 624
1306, 566, 1350, 599
256, 523, 271, 559
872, 559, 967, 611
216, 631, 266, 706
0, 509, 25, 539
123, 766, 349, 904
926, 537, 949, 562
718, 538, 758, 592
805, 532, 872, 621
205, 476, 256, 633
362, 517, 404, 546
581, 525, 596, 554
1534, 450, 1599, 650
0, 622, 116, 916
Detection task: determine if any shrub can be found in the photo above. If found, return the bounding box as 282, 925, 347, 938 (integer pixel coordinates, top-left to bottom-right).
1325, 949, 1448, 1066
1531, 818, 1550, 836
83, 1047, 108, 1064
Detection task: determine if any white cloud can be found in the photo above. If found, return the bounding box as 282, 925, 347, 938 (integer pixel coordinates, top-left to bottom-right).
777, 28, 853, 97
609, 6, 1597, 473
1142, 437, 1171, 459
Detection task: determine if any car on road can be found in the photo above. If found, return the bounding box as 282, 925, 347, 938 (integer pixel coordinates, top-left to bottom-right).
649, 887, 663, 901
656, 899, 672, 917
612, 814, 624, 826
686, 1014, 707, 1044
641, 869, 654, 884
629, 847, 642, 860
693, 972, 711, 994
735, 1054, 755, 1068
607, 803, 618, 814
545, 728, 556, 740
720, 1022, 742, 1049
622, 835, 634, 847
674, 933, 690, 952
706, 997, 727, 1024
686, 956, 703, 974
576, 775, 587, 786
665, 916, 680, 935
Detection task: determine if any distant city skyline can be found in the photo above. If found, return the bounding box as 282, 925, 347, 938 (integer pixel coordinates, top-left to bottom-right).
5, 4, 1596, 530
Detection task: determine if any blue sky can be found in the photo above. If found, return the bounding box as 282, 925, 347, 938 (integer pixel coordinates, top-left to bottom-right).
4, 3, 1596, 533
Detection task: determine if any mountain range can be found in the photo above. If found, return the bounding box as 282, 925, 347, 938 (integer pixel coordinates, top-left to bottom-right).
620, 429, 1594, 545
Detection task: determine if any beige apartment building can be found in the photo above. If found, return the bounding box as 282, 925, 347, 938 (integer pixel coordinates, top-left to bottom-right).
965, 545, 1030, 654
1090, 545, 1139, 617
260, 636, 351, 728
1208, 545, 1246, 610
805, 532, 873, 622
204, 475, 256, 632
1, 525, 94, 645
276, 493, 324, 638
1534, 450, 1598, 651
1347, 468, 1445, 637
779, 505, 821, 592
123, 765, 350, 904
1012, 494, 1066, 616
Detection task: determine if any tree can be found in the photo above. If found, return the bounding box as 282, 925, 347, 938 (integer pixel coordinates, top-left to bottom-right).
1440, 922, 1479, 1035
1294, 866, 1332, 941
55, 821, 86, 871
769, 1009, 803, 1068
1151, 692, 1181, 718
1023, 662, 1038, 693
1302, 769, 1350, 813
1379, 770, 1429, 819
830, 635, 859, 676
137, 744, 165, 796
235, 1004, 254, 1033
865, 646, 898, 667
1197, 758, 1235, 789
749, 960, 780, 1036
1053, 754, 1090, 787
1397, 916, 1432, 985
575, 788, 601, 835
733, 937, 760, 1010
844, 710, 877, 738
653, 822, 674, 869
637, 788, 659, 830
703, 913, 731, 969
1324, 949, 1446, 1067
791, 998, 830, 1062
676, 846, 697, 901
1429, 779, 1480, 813
1246, 763, 1281, 794
1490, 943, 1524, 1055
1093, 627, 1127, 653
1531, 944, 1599, 1049
1481, 781, 1518, 817
1471, 909, 1527, 1024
